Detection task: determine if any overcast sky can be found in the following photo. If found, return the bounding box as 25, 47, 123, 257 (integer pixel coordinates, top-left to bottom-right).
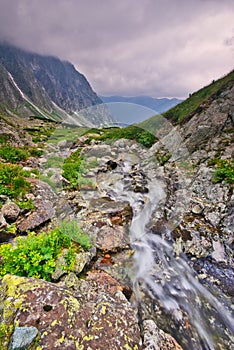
0, 0, 233, 98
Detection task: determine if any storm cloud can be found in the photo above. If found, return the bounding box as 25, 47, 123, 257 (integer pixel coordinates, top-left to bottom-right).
0, 0, 233, 98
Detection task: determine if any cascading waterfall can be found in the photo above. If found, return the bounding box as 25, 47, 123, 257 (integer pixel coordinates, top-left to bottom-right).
129, 178, 234, 350
97, 158, 234, 350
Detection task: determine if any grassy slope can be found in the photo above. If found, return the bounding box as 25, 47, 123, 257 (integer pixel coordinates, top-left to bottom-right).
139, 70, 234, 130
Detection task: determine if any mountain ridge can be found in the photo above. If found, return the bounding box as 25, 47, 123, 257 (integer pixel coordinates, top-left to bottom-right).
0, 43, 111, 126
100, 95, 182, 112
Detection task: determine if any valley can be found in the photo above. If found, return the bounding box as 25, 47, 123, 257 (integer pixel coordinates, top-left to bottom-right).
0, 45, 233, 349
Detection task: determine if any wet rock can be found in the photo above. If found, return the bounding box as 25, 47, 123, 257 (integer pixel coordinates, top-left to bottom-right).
9, 326, 38, 350
2, 202, 20, 222
0, 212, 15, 243
0, 274, 142, 349
106, 159, 118, 170
143, 319, 183, 350
96, 225, 130, 252
190, 257, 234, 297
133, 184, 149, 193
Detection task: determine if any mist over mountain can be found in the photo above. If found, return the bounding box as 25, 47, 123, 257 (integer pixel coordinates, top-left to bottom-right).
0, 43, 112, 126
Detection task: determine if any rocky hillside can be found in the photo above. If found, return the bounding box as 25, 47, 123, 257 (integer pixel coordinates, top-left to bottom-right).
0, 71, 233, 349
0, 43, 112, 126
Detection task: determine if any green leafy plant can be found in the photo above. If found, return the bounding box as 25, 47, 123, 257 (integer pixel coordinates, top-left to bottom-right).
62, 148, 94, 189
28, 147, 44, 157
59, 220, 92, 251
212, 159, 234, 184
5, 223, 17, 234
16, 198, 35, 211
64, 248, 76, 270
0, 145, 29, 163
0, 163, 31, 198
0, 229, 74, 281
154, 151, 172, 166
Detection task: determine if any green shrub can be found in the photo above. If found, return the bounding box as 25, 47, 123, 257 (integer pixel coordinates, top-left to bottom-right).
0, 163, 31, 198
212, 159, 234, 184
17, 198, 35, 211
96, 126, 156, 148
59, 220, 92, 251
62, 149, 95, 190
0, 322, 14, 342
28, 147, 44, 157
0, 145, 29, 163
62, 148, 87, 187
0, 229, 74, 281
154, 151, 172, 166
0, 134, 8, 144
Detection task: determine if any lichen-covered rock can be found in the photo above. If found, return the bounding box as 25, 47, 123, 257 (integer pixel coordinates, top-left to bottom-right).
16, 200, 54, 233
0, 274, 142, 349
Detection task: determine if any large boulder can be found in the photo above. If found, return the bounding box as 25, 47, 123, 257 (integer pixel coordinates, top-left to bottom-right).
0, 274, 142, 349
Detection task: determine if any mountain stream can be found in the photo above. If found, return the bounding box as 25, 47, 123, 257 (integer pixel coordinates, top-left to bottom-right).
90, 149, 234, 350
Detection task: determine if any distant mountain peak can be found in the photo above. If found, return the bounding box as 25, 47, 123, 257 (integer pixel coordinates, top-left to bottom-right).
99, 95, 183, 124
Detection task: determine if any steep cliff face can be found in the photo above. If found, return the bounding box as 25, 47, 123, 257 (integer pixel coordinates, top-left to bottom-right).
0, 64, 24, 110
31, 56, 101, 113
0, 43, 110, 126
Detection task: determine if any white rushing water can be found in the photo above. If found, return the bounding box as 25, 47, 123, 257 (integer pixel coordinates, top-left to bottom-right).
95, 155, 234, 350
129, 177, 234, 350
